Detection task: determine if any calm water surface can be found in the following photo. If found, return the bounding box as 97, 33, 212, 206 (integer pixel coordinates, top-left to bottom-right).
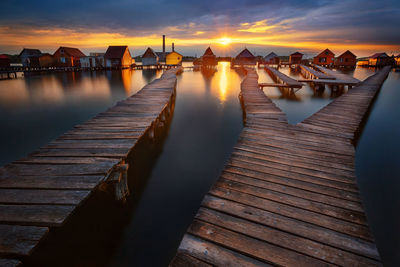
0, 69, 162, 165
0, 64, 398, 266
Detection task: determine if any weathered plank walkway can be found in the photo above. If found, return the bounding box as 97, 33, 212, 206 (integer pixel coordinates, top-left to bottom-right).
264, 66, 303, 88
0, 67, 182, 265
299, 64, 335, 80
171, 66, 391, 266
314, 65, 361, 85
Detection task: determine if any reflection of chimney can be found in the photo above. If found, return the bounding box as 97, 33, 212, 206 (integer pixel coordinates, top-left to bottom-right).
172, 42, 175, 52
162, 35, 165, 53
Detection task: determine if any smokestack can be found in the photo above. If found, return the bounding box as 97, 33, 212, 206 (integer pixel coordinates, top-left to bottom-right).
172, 42, 175, 52
162, 35, 165, 53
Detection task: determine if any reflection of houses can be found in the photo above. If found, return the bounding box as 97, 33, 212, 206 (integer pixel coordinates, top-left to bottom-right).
233, 48, 256, 66
53, 47, 86, 67
368, 53, 390, 66
0, 54, 10, 68
289, 52, 303, 64
264, 52, 280, 64
104, 46, 133, 69
334, 50, 357, 68
80, 52, 105, 68
142, 47, 159, 66
19, 48, 42, 67
201, 47, 217, 66
39, 53, 54, 67
313, 49, 335, 66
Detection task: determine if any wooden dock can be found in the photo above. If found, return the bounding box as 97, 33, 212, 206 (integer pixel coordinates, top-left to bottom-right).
0, 67, 182, 265
314, 65, 361, 85
264, 66, 303, 89
299, 64, 335, 80
171, 66, 391, 266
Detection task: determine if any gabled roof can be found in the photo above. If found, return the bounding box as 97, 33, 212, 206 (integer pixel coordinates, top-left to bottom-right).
40, 53, 52, 57
104, 46, 129, 59
56, 47, 86, 57
19, 48, 42, 57
370, 52, 389, 59
236, 48, 255, 59
338, 50, 356, 58
203, 47, 215, 56
316, 48, 335, 57
264, 52, 278, 60
142, 47, 158, 58
290, 52, 303, 56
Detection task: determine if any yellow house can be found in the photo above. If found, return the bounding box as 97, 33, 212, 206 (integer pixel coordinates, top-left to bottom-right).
166, 51, 183, 65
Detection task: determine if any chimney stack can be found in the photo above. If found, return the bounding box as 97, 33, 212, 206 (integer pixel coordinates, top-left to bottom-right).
162, 35, 165, 53
172, 42, 175, 52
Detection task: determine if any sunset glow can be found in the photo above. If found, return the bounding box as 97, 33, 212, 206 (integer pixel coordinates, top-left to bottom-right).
217, 37, 232, 46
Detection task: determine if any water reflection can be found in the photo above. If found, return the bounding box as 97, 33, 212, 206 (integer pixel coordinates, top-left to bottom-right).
0, 69, 161, 165
218, 62, 228, 103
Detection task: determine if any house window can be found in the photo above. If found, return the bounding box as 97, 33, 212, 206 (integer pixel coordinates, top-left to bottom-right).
319, 57, 326, 63
60, 57, 66, 63
340, 58, 343, 62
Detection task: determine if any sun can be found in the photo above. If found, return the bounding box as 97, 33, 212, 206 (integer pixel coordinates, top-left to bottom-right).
217, 37, 232, 46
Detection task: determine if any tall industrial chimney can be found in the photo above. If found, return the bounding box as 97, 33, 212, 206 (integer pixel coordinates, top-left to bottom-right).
162, 35, 165, 53
172, 42, 175, 52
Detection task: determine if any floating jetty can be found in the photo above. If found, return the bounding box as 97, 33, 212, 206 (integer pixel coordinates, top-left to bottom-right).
314, 65, 361, 84
261, 66, 303, 89
171, 66, 391, 266
299, 64, 334, 80
0, 67, 182, 265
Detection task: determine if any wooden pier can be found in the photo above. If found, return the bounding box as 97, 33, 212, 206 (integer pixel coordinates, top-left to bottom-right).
314, 65, 361, 85
263, 66, 303, 89
0, 67, 183, 266
171, 66, 391, 266
299, 64, 334, 80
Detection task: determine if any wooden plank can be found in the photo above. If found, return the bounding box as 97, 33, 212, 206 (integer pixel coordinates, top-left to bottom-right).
0, 204, 74, 226
0, 225, 48, 257
0, 189, 91, 205
169, 253, 212, 267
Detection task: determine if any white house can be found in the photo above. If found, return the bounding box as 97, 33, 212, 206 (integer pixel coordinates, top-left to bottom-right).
142, 47, 159, 66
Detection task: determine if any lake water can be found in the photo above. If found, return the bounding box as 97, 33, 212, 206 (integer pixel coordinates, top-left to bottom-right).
0, 63, 398, 266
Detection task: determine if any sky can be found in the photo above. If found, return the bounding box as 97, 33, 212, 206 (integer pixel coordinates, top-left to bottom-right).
0, 0, 399, 57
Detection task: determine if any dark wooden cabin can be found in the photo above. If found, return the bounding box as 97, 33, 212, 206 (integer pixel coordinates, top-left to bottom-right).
264, 52, 280, 64
313, 49, 335, 66
0, 54, 11, 68
19, 48, 42, 67
334, 50, 357, 68
368, 52, 390, 66
104, 46, 133, 68
233, 48, 256, 66
201, 47, 217, 66
289, 52, 303, 64
53, 47, 86, 67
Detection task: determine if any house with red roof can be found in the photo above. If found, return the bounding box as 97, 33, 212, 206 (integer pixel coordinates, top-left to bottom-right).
334, 50, 357, 68
313, 49, 335, 66
104, 46, 133, 68
53, 47, 86, 67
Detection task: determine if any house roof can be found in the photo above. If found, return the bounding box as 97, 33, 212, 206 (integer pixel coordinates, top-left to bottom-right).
264, 52, 278, 60
56, 47, 86, 57
142, 47, 158, 58
203, 47, 215, 56
19, 48, 42, 57
316, 48, 335, 57
338, 50, 356, 58
236, 48, 255, 59
104, 46, 129, 59
290, 52, 303, 56
370, 52, 389, 59
167, 51, 183, 57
